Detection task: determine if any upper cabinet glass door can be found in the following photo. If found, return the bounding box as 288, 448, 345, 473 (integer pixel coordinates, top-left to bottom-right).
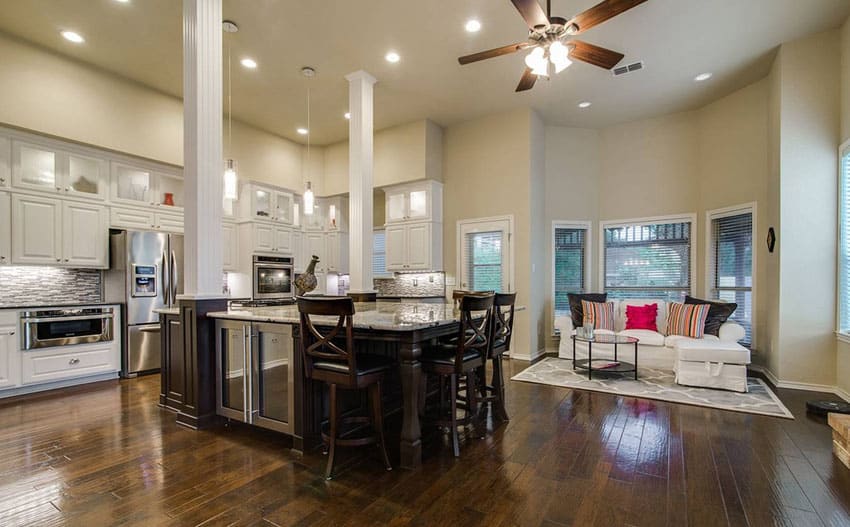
253, 189, 272, 219
14, 142, 57, 191
67, 154, 107, 199
112, 163, 152, 204
157, 172, 184, 209
408, 190, 428, 219
273, 192, 292, 223
386, 192, 406, 223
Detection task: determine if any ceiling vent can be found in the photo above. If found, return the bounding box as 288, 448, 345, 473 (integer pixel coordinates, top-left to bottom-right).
612, 61, 644, 77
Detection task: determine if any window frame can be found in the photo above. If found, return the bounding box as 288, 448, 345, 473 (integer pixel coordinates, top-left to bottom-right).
705, 202, 757, 349
551, 220, 592, 321
837, 140, 850, 342
372, 228, 392, 279
599, 213, 698, 301
455, 215, 515, 293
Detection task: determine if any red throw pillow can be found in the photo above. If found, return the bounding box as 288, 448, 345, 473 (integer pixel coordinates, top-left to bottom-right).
625, 303, 658, 331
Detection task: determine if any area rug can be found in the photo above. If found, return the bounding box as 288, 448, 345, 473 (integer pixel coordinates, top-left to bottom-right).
511, 357, 793, 419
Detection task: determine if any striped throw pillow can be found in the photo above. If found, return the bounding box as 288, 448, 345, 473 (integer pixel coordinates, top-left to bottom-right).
666, 302, 711, 338
581, 300, 615, 331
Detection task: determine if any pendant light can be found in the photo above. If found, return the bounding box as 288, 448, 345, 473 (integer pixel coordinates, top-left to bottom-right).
222, 20, 239, 201
302, 67, 315, 215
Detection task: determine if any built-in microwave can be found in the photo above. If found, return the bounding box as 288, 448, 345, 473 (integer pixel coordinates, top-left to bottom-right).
252, 255, 295, 301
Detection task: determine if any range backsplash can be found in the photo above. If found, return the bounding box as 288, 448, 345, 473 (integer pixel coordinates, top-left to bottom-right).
0, 267, 103, 308
374, 272, 446, 297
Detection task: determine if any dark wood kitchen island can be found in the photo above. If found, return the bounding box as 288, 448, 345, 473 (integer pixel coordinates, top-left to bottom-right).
205, 301, 519, 469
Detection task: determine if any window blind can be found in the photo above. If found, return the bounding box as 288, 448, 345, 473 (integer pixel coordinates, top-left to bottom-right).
372, 230, 387, 277
553, 227, 586, 316
604, 221, 692, 301
840, 150, 850, 331
710, 211, 753, 346
464, 231, 503, 292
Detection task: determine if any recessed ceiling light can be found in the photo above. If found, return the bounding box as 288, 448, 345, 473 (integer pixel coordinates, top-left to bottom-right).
344, 112, 351, 120
240, 58, 257, 69
297, 128, 308, 135
465, 19, 482, 33
61, 31, 85, 43
385, 51, 400, 63
694, 72, 713, 82
114, 0, 130, 3
578, 101, 592, 108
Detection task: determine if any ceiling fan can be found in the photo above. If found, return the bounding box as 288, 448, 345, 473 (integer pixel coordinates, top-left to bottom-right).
458, 0, 647, 92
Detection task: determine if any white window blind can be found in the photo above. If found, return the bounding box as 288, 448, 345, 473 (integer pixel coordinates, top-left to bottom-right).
373, 230, 387, 277
840, 149, 850, 331
554, 227, 586, 316
464, 231, 503, 292
604, 220, 692, 301
710, 211, 753, 346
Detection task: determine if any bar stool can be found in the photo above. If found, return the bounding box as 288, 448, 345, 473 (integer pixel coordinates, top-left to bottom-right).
479, 292, 516, 422
421, 293, 495, 457
297, 297, 393, 480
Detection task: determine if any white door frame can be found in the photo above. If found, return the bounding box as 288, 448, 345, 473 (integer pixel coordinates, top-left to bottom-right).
456, 215, 515, 292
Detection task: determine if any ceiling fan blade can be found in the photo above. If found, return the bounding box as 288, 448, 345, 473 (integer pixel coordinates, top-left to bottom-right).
458, 42, 534, 65
569, 0, 648, 34
511, 0, 549, 29
516, 67, 538, 92
570, 40, 624, 69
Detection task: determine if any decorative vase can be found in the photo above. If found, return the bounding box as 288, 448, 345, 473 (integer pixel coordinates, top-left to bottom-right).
295, 256, 319, 296
163, 192, 175, 206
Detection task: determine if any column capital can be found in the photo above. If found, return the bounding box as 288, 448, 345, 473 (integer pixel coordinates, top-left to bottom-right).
345, 70, 377, 85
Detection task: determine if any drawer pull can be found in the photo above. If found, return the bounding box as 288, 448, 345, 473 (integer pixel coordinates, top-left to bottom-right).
69, 358, 80, 365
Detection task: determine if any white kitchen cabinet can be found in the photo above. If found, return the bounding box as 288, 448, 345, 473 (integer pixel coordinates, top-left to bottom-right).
0, 136, 11, 189
21, 343, 118, 385
111, 162, 183, 209
110, 206, 155, 230
13, 194, 107, 268
304, 198, 326, 231
325, 232, 349, 274
0, 192, 9, 265
292, 230, 306, 272
62, 201, 107, 267
65, 152, 108, 200
325, 196, 348, 232
241, 183, 294, 224
274, 226, 292, 254
240, 222, 292, 255
12, 194, 61, 265
306, 232, 327, 273
385, 221, 442, 272
253, 223, 275, 252
12, 141, 108, 200
222, 221, 238, 272
0, 325, 18, 389
155, 212, 184, 233
384, 180, 442, 224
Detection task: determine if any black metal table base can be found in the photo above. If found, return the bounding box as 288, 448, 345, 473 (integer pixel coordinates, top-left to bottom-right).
572, 337, 639, 380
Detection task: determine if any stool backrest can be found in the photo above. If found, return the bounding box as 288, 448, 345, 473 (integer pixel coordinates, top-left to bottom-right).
491, 292, 517, 356
453, 293, 495, 370
297, 297, 356, 381
452, 289, 495, 308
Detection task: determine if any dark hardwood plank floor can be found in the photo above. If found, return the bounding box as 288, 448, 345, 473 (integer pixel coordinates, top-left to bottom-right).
1, 359, 849, 527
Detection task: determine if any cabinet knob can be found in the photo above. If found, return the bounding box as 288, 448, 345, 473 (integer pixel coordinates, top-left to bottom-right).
69, 358, 80, 365
56, 258, 61, 262
0, 256, 5, 261
65, 187, 70, 192
6, 331, 14, 336
64, 258, 69, 262
56, 187, 61, 191
0, 177, 5, 184
156, 225, 161, 229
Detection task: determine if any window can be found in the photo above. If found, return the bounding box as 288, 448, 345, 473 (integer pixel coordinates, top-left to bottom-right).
708, 206, 754, 346
602, 217, 694, 301
373, 230, 387, 277
553, 222, 590, 316
839, 144, 850, 333
465, 231, 503, 292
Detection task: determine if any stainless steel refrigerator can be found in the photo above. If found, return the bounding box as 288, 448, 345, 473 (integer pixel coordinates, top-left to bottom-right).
105, 230, 183, 377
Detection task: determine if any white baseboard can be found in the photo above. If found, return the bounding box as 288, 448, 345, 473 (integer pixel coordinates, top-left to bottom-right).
749, 364, 850, 402
0, 372, 119, 399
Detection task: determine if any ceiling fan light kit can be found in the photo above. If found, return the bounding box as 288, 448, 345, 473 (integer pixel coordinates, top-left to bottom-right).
458, 0, 647, 92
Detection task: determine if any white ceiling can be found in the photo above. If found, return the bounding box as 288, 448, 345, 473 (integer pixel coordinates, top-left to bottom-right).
0, 0, 848, 145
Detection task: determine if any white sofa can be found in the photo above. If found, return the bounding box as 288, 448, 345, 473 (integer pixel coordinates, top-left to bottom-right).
555, 298, 746, 370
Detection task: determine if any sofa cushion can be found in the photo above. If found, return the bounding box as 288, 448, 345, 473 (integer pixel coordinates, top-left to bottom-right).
675, 340, 750, 364
625, 303, 659, 331
666, 302, 711, 338
582, 300, 615, 331
664, 334, 719, 348
685, 295, 737, 337
617, 329, 665, 347
568, 293, 607, 329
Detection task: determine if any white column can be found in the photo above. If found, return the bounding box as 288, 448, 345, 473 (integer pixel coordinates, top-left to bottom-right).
346, 70, 377, 293
182, 0, 224, 298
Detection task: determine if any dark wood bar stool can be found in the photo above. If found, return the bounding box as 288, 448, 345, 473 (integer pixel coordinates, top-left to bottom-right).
297, 297, 393, 480
421, 293, 495, 457
479, 292, 516, 422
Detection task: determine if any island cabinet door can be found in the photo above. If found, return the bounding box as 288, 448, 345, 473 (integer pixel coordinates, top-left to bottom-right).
216, 320, 249, 422
250, 322, 293, 434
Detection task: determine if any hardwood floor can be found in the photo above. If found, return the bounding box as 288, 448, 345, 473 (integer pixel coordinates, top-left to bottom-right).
1, 360, 849, 527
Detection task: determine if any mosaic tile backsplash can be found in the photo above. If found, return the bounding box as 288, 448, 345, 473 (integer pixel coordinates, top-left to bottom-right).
0, 267, 103, 307
374, 272, 446, 297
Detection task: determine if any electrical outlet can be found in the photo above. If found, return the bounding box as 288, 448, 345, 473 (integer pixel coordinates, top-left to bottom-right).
413, 278, 418, 286
429, 274, 434, 283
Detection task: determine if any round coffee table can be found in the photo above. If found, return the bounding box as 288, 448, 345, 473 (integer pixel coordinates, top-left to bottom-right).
571, 334, 639, 380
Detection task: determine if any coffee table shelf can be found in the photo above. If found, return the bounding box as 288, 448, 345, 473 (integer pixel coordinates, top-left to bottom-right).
571, 334, 639, 380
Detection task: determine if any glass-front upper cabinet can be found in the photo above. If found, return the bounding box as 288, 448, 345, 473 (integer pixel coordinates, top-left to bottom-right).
13, 141, 57, 192
112, 162, 152, 205
156, 172, 184, 210
273, 191, 292, 223
385, 191, 406, 223
241, 183, 293, 224
383, 181, 442, 224
408, 190, 428, 220
66, 153, 108, 200
253, 188, 272, 219
12, 141, 108, 199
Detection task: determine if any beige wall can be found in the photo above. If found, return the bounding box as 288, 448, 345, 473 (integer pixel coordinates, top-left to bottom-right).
442, 108, 539, 359
0, 31, 307, 189
838, 17, 850, 399
323, 119, 443, 196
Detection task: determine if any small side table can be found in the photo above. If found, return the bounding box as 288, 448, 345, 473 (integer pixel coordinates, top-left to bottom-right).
571, 334, 639, 380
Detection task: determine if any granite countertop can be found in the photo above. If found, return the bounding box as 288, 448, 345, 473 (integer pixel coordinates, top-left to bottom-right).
153, 307, 180, 316
376, 295, 446, 299
207, 302, 524, 332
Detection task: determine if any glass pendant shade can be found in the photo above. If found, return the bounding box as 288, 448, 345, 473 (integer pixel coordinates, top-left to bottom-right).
525, 47, 549, 77
549, 41, 573, 73
223, 158, 238, 200
303, 181, 314, 215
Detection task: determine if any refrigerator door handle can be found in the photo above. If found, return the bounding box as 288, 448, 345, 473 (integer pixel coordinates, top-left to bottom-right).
162, 251, 170, 306
171, 250, 179, 306
251, 330, 261, 420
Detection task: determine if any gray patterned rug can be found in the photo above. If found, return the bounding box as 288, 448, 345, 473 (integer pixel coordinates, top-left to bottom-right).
512, 357, 793, 419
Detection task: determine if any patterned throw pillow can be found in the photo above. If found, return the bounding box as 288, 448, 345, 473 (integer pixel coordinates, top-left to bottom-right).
666, 302, 711, 338
581, 300, 615, 331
